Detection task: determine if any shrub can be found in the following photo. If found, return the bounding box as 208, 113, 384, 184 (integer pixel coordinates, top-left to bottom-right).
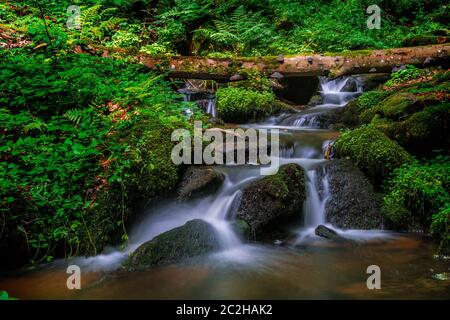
385, 65, 422, 87
216, 87, 276, 123
383, 157, 450, 254
431, 204, 450, 255
334, 125, 412, 185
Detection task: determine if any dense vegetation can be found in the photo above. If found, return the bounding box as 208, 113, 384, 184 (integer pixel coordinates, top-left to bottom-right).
334, 67, 450, 254
0, 0, 449, 269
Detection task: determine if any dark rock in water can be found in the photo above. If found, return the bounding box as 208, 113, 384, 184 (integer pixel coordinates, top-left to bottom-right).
315, 225, 340, 240
315, 159, 383, 230
236, 164, 306, 239
125, 219, 220, 270
230, 219, 250, 241
341, 77, 359, 92
307, 94, 323, 107
274, 76, 319, 105
178, 166, 225, 201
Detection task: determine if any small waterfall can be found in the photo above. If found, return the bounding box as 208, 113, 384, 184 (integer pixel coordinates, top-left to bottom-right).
319, 76, 362, 107
279, 76, 362, 128
205, 95, 217, 118
303, 169, 330, 227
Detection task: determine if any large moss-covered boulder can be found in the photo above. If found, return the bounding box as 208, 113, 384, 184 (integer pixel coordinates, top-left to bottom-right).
236, 164, 306, 239
177, 166, 225, 201
125, 219, 221, 270
216, 87, 285, 123
315, 159, 383, 229
334, 126, 412, 186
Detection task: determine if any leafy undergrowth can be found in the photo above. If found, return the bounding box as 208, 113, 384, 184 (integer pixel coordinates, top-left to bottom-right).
0, 290, 17, 300
0, 46, 200, 268
383, 157, 450, 255
335, 68, 450, 254
0, 0, 448, 57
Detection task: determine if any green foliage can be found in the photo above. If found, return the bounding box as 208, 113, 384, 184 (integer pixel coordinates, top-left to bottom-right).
334, 125, 413, 185
193, 6, 274, 56
216, 87, 276, 123
383, 157, 450, 254
357, 91, 390, 110
0, 290, 16, 300
385, 65, 422, 87
0, 48, 190, 264
229, 69, 273, 92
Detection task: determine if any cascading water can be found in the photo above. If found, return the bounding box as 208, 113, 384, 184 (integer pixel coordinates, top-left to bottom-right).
68, 75, 370, 270
179, 87, 217, 118
319, 76, 362, 107
278, 76, 363, 129
206, 95, 217, 118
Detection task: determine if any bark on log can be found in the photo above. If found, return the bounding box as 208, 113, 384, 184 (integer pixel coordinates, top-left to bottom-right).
138, 44, 449, 80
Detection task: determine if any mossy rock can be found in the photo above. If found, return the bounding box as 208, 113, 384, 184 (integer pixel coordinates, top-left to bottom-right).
216, 87, 280, 123
372, 103, 450, 154
319, 90, 390, 129
78, 116, 183, 255
177, 166, 225, 201
236, 163, 305, 239
231, 219, 251, 241
334, 126, 413, 186
315, 159, 383, 229
125, 219, 221, 270
372, 92, 420, 120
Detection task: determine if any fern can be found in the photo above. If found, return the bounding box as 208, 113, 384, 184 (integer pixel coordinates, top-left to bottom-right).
193, 6, 271, 55
64, 109, 85, 125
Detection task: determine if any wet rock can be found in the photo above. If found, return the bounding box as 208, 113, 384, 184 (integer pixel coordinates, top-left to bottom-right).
178, 166, 225, 201
315, 225, 341, 240
315, 159, 383, 229
230, 219, 250, 241
274, 76, 319, 105
125, 219, 220, 270
236, 164, 306, 239
307, 94, 323, 107
341, 77, 359, 92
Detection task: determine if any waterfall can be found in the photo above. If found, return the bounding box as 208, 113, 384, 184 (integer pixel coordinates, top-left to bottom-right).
279, 76, 362, 128
303, 169, 330, 227
206, 95, 217, 118
319, 76, 363, 107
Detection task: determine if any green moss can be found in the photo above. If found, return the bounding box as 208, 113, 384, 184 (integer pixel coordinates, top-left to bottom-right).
216, 87, 277, 123
383, 158, 450, 255
79, 117, 182, 255
372, 92, 419, 120
334, 126, 413, 186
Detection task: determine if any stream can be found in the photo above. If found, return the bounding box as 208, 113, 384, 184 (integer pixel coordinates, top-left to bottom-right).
1, 77, 449, 299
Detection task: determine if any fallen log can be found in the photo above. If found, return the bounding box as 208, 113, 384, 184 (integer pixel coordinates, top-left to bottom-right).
138, 44, 449, 80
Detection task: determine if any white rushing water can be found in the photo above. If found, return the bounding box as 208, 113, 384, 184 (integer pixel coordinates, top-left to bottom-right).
67, 76, 384, 271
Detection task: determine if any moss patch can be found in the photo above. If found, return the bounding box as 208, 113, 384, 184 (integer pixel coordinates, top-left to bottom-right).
334, 126, 412, 186
216, 87, 278, 123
